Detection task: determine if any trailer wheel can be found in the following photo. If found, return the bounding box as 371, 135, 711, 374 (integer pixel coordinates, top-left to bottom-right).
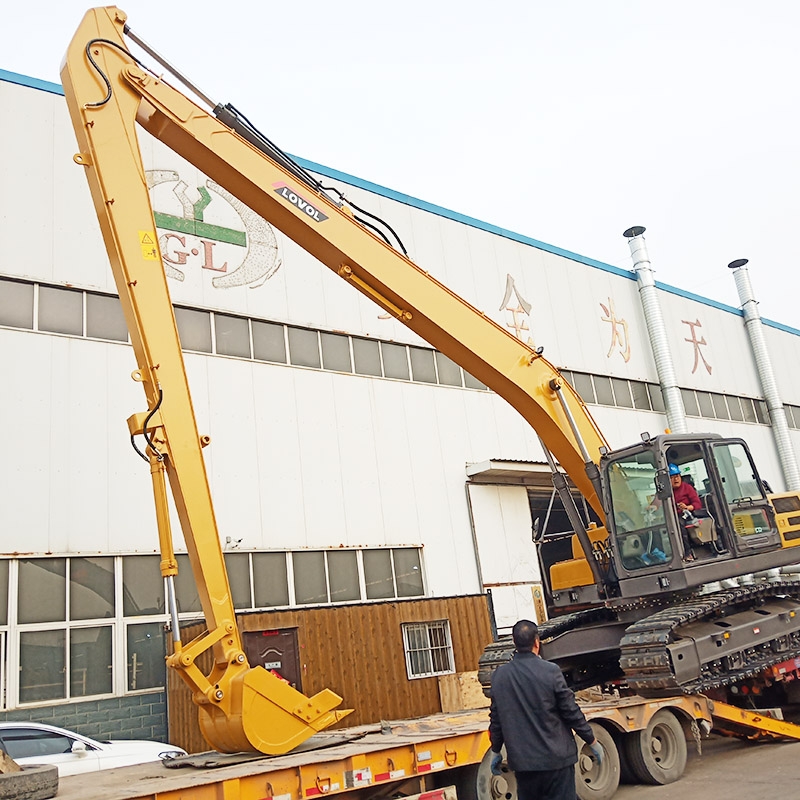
622, 709, 687, 785
575, 724, 619, 800
0, 764, 58, 800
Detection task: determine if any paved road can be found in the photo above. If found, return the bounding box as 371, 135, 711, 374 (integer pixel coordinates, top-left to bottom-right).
614, 734, 800, 800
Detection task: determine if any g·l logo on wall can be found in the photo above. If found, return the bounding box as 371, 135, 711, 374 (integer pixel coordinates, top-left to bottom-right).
146, 170, 282, 289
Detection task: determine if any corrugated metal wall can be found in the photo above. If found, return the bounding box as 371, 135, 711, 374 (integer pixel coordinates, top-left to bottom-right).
168, 594, 492, 753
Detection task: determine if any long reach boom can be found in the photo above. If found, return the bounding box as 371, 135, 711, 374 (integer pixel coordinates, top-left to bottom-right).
61, 6, 608, 754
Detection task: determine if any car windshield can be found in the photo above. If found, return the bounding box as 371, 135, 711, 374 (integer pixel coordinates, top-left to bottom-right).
0, 729, 76, 759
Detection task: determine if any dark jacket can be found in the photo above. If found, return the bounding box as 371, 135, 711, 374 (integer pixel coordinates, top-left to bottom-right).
489, 650, 594, 772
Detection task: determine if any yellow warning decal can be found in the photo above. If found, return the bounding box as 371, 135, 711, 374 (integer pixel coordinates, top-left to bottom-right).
138, 230, 159, 261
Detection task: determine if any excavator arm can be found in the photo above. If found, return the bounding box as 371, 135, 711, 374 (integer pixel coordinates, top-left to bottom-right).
61, 7, 609, 754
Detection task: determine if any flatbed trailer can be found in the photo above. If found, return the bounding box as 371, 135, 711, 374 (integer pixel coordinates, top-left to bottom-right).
47, 695, 800, 800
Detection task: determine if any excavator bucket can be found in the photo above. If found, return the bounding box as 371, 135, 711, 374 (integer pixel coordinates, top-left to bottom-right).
194, 665, 352, 755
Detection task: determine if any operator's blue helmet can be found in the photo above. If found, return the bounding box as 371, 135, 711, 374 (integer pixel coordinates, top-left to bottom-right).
668, 463, 681, 476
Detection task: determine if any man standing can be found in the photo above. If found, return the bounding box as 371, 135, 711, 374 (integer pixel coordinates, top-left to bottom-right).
488, 620, 601, 800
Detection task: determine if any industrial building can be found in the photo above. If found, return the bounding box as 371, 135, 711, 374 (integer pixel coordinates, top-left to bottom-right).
1, 67, 799, 742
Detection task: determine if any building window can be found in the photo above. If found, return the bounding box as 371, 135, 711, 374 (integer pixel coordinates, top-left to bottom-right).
0, 279, 33, 329
215, 313, 251, 358
352, 338, 382, 376
252, 320, 287, 363
409, 347, 437, 383
401, 620, 454, 679
288, 326, 321, 368
86, 293, 128, 342
382, 342, 410, 380
320, 332, 352, 373
38, 286, 83, 336
126, 622, 166, 691
174, 306, 212, 352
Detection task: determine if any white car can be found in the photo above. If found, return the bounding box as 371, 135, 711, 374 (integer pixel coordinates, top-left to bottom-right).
0, 722, 186, 776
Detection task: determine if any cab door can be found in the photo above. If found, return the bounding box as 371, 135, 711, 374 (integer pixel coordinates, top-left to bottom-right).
709, 440, 781, 553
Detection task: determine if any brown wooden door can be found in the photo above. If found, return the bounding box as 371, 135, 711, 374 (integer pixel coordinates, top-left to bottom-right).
243, 628, 302, 691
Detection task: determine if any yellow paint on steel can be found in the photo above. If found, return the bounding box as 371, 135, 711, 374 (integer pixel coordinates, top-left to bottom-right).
710, 700, 800, 741
63, 8, 608, 520
61, 6, 350, 754
61, 5, 610, 754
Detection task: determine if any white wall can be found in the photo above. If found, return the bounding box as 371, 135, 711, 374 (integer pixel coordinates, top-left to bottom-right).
2, 74, 800, 602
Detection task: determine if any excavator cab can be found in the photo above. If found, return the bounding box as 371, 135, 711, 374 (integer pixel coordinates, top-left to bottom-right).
600, 433, 800, 600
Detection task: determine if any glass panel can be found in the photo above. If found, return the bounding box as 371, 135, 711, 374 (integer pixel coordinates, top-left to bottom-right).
381, 343, 410, 380
0, 728, 75, 759
647, 384, 665, 413
288, 327, 321, 368
755, 400, 770, 425
741, 398, 758, 424
0, 561, 8, 625
224, 552, 252, 610
252, 552, 289, 607
126, 622, 166, 691
572, 372, 596, 404
70, 557, 114, 620
0, 279, 33, 328
86, 293, 127, 341
19, 558, 65, 624
711, 392, 729, 420
19, 629, 66, 703
630, 381, 651, 411
293, 551, 327, 605
327, 551, 360, 602
726, 395, 744, 422
252, 320, 287, 363
409, 347, 436, 383
363, 550, 394, 599
352, 338, 382, 376
435, 353, 462, 387
611, 378, 633, 408
122, 555, 164, 616
681, 389, 700, 417
790, 406, 800, 429
463, 371, 487, 390
174, 307, 212, 352
606, 451, 673, 570
215, 314, 251, 358
712, 442, 765, 504
39, 286, 82, 336
175, 554, 202, 614
70, 626, 112, 697
696, 391, 715, 418
320, 332, 352, 372
393, 549, 424, 597
593, 376, 614, 406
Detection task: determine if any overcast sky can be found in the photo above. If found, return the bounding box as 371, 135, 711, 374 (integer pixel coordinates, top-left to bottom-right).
3, 1, 799, 329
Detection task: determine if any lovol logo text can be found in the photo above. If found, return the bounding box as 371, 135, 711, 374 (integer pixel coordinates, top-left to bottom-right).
273, 182, 329, 223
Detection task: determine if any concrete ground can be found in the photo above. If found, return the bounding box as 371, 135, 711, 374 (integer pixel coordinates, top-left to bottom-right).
614, 733, 800, 799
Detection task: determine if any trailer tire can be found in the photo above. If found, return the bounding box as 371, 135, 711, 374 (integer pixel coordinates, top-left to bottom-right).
575, 723, 619, 800
0, 764, 58, 800
622, 709, 687, 785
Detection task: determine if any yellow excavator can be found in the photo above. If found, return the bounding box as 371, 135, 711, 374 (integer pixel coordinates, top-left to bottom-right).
61, 6, 800, 755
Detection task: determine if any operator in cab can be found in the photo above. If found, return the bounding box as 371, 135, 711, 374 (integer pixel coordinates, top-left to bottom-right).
668, 463, 702, 560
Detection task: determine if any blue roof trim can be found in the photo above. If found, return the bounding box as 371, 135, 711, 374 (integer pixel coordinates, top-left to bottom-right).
291, 155, 635, 280
0, 69, 63, 96
293, 155, 799, 336
2, 69, 798, 337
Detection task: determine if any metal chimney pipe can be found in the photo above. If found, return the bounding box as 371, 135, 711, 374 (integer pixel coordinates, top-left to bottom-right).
728, 259, 800, 490
623, 227, 687, 433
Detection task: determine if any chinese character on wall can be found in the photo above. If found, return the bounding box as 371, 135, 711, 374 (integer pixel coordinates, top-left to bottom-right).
499, 274, 535, 346
682, 318, 712, 374
600, 297, 631, 363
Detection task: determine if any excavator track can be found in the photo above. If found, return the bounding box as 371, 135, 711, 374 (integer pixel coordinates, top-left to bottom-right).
621, 581, 800, 697
478, 607, 621, 695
